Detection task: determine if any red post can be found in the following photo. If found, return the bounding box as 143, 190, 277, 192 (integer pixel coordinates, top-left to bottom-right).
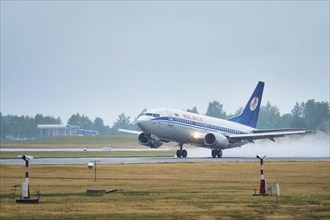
259, 158, 266, 194
24, 159, 30, 199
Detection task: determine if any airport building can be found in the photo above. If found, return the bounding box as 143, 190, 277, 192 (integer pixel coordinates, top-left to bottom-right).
37, 124, 98, 138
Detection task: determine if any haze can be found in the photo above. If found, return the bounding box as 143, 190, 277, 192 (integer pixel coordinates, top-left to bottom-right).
1, 1, 329, 126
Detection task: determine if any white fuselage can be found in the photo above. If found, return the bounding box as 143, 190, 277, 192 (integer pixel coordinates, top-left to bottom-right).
137, 108, 254, 149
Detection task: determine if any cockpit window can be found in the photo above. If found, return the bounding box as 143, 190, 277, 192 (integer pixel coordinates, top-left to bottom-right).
144, 113, 160, 117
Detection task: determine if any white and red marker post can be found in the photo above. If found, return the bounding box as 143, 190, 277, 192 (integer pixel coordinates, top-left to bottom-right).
24, 157, 30, 199
257, 155, 266, 194
18, 155, 33, 199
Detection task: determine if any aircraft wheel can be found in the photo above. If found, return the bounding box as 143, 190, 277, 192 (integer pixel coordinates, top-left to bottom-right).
217, 149, 223, 158
176, 150, 182, 158
211, 149, 217, 158
182, 150, 187, 158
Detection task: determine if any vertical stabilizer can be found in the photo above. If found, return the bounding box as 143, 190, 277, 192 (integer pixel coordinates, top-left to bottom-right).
228, 81, 264, 128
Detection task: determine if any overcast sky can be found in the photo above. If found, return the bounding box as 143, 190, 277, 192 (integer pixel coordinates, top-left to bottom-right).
1, 1, 329, 126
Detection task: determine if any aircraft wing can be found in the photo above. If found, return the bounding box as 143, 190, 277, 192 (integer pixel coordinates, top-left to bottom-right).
118, 129, 142, 135
228, 129, 313, 142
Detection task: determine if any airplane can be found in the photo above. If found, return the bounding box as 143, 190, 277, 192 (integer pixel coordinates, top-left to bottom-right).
119, 81, 312, 158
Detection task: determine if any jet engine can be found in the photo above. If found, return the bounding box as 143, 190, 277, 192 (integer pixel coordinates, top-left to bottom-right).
204, 133, 229, 148
138, 133, 163, 149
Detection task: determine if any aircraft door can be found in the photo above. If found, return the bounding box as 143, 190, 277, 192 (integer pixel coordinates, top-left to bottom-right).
165, 111, 174, 128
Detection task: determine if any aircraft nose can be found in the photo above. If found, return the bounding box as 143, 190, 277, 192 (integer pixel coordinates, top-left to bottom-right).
136, 116, 147, 130
136, 116, 142, 125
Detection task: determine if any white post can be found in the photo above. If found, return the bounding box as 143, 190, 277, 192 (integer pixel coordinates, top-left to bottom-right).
275, 183, 281, 197
22, 183, 29, 198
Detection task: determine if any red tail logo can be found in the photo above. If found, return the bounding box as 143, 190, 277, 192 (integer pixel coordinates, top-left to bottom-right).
250, 97, 259, 111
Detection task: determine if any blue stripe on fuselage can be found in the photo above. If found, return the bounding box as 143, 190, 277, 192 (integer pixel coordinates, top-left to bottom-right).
151, 117, 247, 135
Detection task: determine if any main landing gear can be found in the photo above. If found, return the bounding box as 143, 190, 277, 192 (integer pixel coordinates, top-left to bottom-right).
211, 149, 223, 158
176, 143, 187, 158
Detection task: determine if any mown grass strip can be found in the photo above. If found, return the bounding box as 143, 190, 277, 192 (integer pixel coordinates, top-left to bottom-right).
0, 151, 175, 159
0, 162, 329, 219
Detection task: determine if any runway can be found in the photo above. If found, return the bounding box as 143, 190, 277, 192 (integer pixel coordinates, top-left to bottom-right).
0, 148, 170, 152
0, 157, 328, 165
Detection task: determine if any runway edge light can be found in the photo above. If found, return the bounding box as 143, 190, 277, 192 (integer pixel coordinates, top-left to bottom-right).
87, 162, 94, 169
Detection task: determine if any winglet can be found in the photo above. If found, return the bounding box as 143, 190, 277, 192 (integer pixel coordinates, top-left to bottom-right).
228, 81, 264, 128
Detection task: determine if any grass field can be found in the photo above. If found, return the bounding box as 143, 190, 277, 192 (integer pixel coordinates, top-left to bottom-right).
0, 161, 329, 219
0, 151, 175, 159
0, 135, 176, 159
0, 135, 140, 149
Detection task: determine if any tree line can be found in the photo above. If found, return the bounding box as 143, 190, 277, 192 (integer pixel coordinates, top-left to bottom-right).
1, 99, 329, 139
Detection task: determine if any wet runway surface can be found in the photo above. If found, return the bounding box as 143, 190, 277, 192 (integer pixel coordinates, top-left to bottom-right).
0, 148, 169, 152
1, 157, 328, 165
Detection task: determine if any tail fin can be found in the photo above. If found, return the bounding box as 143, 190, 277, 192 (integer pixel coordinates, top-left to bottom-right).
228, 81, 264, 128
